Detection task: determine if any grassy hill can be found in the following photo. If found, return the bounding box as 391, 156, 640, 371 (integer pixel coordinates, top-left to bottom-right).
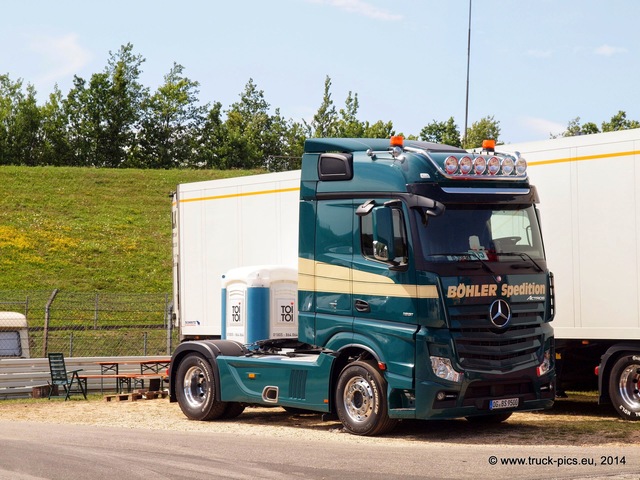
0, 166, 262, 293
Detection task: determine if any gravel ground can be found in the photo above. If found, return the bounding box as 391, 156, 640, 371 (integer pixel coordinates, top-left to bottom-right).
1, 393, 638, 446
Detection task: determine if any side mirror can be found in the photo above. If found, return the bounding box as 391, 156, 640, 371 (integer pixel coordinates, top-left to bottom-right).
372, 206, 395, 262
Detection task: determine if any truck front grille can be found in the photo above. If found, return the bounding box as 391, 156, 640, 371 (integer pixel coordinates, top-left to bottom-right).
448, 299, 546, 371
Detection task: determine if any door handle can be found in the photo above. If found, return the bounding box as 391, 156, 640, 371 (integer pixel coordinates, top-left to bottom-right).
354, 299, 370, 313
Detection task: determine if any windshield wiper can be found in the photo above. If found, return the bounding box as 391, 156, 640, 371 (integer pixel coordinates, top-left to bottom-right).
497, 252, 544, 272
466, 250, 500, 282
429, 252, 500, 282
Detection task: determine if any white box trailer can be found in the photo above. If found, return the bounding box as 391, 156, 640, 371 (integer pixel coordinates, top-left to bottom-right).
502, 128, 640, 419
171, 171, 300, 339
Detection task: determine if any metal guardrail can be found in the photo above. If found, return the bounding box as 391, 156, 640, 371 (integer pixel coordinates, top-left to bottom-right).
0, 356, 170, 399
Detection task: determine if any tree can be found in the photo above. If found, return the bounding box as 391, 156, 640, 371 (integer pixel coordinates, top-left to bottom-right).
553, 110, 640, 139
279, 119, 306, 168
195, 102, 227, 169
64, 73, 106, 166
307, 78, 394, 141
420, 117, 461, 147
0, 75, 21, 165
64, 43, 147, 167
134, 63, 207, 168
39, 86, 71, 166
0, 75, 47, 166
601, 110, 640, 132
224, 78, 286, 169
362, 120, 394, 139
552, 117, 599, 138
336, 91, 364, 137
12, 83, 42, 166
105, 44, 147, 167
464, 115, 501, 148
305, 76, 338, 138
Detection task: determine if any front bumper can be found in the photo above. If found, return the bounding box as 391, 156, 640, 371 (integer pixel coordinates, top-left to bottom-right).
412, 367, 555, 420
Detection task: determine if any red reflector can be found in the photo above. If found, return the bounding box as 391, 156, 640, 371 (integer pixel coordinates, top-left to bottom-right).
594, 366, 599, 376
378, 362, 387, 371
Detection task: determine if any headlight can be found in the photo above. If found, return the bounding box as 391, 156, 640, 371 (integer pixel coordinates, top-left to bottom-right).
537, 349, 552, 377
430, 356, 463, 383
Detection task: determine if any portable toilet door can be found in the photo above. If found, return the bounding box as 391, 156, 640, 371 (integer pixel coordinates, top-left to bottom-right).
269, 269, 298, 340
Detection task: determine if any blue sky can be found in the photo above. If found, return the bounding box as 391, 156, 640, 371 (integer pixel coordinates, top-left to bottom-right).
1, 0, 638, 143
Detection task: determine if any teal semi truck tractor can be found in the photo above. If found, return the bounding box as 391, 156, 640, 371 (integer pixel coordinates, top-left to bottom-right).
169, 136, 555, 436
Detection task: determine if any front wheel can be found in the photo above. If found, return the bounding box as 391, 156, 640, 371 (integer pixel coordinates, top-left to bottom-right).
335, 361, 397, 436
466, 412, 513, 424
608, 354, 640, 421
175, 353, 227, 421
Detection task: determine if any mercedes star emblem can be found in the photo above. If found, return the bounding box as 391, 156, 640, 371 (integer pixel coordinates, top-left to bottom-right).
489, 299, 511, 328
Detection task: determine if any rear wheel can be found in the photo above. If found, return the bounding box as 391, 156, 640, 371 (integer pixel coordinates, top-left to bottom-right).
335, 361, 397, 436
608, 354, 640, 421
175, 353, 227, 421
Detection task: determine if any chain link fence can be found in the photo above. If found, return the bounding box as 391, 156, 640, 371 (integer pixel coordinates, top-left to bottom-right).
0, 290, 176, 358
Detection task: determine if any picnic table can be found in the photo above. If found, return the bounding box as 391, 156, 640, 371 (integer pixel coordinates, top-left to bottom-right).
90, 358, 171, 393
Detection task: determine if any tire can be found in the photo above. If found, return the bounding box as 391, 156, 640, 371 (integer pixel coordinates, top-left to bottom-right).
335, 361, 397, 436
608, 354, 640, 421
175, 353, 227, 421
466, 412, 513, 424
220, 402, 246, 420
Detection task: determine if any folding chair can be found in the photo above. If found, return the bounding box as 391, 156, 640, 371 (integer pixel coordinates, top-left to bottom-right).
47, 353, 87, 400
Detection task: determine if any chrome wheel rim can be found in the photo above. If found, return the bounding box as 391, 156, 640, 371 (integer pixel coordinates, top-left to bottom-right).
183, 365, 207, 409
618, 363, 640, 410
343, 375, 374, 423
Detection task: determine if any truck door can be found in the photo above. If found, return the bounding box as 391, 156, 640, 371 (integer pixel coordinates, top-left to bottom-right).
352, 199, 417, 323
313, 199, 354, 344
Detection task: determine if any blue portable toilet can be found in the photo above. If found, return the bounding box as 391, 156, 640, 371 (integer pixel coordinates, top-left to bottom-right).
221, 265, 297, 344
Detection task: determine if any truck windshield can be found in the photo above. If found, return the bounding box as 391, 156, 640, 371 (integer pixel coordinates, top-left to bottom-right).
415, 205, 545, 264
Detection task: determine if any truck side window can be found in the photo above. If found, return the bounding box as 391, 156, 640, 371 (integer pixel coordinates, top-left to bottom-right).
360, 207, 408, 266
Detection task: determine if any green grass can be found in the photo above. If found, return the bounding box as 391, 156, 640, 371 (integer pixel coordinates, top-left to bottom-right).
0, 166, 263, 292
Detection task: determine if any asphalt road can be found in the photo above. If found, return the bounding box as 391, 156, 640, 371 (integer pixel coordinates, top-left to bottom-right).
1, 420, 639, 480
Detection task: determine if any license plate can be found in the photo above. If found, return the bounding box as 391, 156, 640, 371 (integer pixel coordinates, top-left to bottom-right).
489, 398, 519, 410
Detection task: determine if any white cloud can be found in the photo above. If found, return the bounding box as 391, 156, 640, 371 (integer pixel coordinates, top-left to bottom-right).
309, 0, 403, 21
28, 33, 92, 85
594, 44, 627, 57
522, 116, 566, 138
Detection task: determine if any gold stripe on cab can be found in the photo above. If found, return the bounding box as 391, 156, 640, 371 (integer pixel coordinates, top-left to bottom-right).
297, 258, 438, 299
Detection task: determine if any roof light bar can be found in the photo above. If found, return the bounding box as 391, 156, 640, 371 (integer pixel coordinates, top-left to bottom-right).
437, 152, 527, 179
